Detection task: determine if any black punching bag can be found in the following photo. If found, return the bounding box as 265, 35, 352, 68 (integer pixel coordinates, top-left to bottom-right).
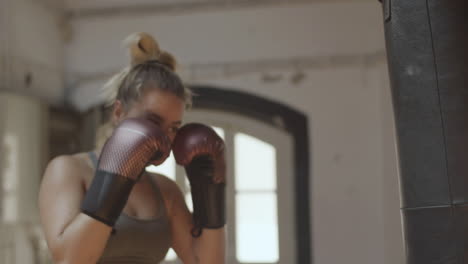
379, 0, 468, 263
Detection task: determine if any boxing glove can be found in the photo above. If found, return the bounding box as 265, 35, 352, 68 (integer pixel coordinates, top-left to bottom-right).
172, 123, 226, 237
81, 117, 171, 227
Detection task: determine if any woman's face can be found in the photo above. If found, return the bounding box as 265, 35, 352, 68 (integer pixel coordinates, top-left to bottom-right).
112, 88, 185, 143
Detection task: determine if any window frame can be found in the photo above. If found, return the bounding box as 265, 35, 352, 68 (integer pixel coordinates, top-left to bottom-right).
191, 86, 311, 264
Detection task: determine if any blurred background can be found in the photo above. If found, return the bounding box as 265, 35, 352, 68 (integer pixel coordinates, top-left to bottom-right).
0, 0, 403, 263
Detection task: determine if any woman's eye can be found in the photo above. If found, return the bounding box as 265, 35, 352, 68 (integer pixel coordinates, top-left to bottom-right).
146, 116, 160, 125
169, 127, 179, 133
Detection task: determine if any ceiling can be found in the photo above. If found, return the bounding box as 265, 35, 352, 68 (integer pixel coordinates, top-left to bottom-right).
59, 0, 369, 18
64, 0, 209, 10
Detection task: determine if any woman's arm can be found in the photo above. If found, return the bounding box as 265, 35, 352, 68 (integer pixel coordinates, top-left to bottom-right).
192, 226, 226, 264
162, 177, 225, 264
169, 123, 227, 264
40, 118, 171, 264
39, 155, 113, 264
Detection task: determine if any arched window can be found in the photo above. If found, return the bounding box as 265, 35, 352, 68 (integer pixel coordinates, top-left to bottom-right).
155, 86, 310, 264
153, 110, 295, 264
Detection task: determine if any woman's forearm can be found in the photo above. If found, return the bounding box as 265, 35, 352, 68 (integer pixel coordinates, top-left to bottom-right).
193, 227, 226, 264
51, 213, 112, 264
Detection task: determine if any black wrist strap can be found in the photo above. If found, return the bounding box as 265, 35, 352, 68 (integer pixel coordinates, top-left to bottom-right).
81, 170, 135, 227
190, 182, 226, 237
185, 155, 226, 237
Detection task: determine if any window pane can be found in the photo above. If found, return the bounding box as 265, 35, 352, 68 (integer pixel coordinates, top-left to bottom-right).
3, 194, 17, 222
164, 248, 177, 261
212, 126, 225, 140
236, 193, 279, 263
235, 133, 276, 191
3, 133, 18, 222
146, 152, 176, 181
185, 193, 193, 212
185, 175, 190, 191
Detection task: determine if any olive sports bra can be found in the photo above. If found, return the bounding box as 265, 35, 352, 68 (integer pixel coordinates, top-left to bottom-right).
88, 152, 172, 264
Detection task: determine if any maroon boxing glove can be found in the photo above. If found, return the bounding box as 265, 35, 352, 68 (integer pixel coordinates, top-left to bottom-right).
82, 117, 171, 226
172, 123, 226, 237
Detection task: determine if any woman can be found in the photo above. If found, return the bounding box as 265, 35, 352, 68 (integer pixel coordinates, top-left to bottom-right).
38, 32, 226, 264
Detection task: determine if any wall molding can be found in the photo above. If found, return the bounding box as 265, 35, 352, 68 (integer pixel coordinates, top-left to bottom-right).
69, 50, 386, 91
66, 0, 367, 19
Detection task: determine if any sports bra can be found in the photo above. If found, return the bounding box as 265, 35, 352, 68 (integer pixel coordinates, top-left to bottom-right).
88, 151, 172, 264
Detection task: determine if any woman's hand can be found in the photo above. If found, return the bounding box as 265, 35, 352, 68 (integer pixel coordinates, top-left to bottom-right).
82, 117, 171, 227
172, 123, 226, 235
170, 123, 227, 264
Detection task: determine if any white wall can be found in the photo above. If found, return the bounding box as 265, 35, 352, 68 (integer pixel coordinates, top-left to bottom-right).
65, 1, 405, 263
0, 0, 65, 105
65, 1, 385, 110
200, 61, 403, 264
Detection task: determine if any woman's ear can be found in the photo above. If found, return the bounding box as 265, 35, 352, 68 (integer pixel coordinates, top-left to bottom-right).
111, 100, 124, 126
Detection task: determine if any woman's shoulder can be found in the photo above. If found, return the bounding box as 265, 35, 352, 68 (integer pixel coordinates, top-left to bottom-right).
42, 152, 93, 184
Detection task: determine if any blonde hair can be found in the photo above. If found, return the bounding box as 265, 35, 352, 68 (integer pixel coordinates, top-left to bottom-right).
101, 32, 192, 110
96, 32, 192, 149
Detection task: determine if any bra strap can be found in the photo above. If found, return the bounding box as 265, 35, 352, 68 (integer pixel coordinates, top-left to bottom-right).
88, 151, 98, 168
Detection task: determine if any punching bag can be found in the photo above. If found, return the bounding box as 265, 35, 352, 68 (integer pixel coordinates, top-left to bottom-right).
379, 0, 468, 263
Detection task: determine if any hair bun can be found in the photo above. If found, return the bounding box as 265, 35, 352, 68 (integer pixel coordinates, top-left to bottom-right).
158, 50, 177, 71
124, 32, 161, 66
